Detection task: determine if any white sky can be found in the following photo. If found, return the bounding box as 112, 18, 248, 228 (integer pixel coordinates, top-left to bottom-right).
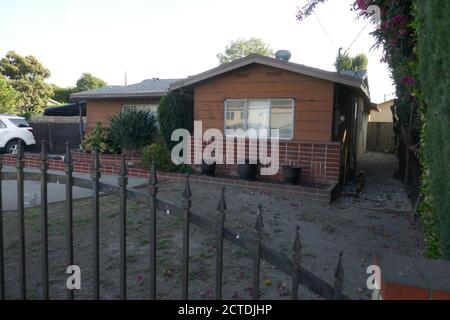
0, 0, 395, 103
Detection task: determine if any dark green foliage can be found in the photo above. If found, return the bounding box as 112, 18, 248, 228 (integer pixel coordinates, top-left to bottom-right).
158, 91, 194, 150
109, 109, 158, 152
0, 51, 53, 114
217, 38, 274, 64
75, 73, 107, 92
334, 52, 368, 72
142, 143, 193, 174
81, 123, 119, 154
418, 0, 450, 259
0, 75, 20, 114
51, 85, 76, 104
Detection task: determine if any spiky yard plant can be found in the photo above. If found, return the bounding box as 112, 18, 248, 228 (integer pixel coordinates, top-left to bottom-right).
109, 109, 158, 153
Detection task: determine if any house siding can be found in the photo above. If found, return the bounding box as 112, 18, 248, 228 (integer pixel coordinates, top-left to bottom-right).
191, 64, 340, 184
194, 64, 335, 142
85, 98, 161, 129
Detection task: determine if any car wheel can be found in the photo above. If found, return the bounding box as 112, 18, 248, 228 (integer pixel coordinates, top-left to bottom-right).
5, 140, 21, 155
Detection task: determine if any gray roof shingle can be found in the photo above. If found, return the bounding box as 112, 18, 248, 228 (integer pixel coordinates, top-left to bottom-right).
71, 78, 182, 100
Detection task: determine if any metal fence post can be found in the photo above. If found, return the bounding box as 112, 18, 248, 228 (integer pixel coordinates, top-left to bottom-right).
292, 226, 302, 300
334, 251, 344, 300
40, 141, 49, 300
149, 161, 158, 300
16, 141, 26, 300
119, 155, 128, 300
181, 174, 192, 300
91, 150, 101, 300
64, 142, 74, 300
252, 204, 264, 300
215, 188, 227, 300
0, 154, 4, 300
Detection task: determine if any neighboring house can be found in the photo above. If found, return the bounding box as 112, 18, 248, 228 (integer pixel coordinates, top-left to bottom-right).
70, 78, 181, 129
367, 99, 395, 153
370, 99, 394, 123
170, 53, 376, 184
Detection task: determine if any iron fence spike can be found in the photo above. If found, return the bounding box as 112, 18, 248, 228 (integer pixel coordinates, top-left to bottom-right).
150, 161, 157, 185
40, 140, 48, 162
293, 226, 302, 259
255, 207, 264, 232
120, 154, 127, 177
17, 140, 24, 160
64, 142, 71, 164
217, 187, 227, 213
334, 251, 344, 296
182, 174, 192, 199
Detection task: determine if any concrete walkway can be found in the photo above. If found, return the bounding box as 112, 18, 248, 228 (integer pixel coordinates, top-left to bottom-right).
1, 166, 149, 211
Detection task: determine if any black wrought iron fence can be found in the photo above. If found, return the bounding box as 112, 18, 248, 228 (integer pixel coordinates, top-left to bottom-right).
0, 140, 349, 300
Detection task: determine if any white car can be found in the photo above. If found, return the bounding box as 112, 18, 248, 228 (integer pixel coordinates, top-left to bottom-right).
0, 114, 36, 154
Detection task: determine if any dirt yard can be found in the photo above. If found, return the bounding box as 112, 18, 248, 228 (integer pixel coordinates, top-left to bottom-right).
1, 152, 424, 300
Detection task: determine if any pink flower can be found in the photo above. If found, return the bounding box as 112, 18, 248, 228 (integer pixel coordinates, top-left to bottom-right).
136, 274, 144, 282
401, 76, 416, 87
391, 15, 408, 25
354, 0, 368, 11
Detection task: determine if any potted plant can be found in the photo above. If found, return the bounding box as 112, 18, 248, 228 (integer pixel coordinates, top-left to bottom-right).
283, 166, 301, 185
201, 160, 216, 176
238, 159, 258, 181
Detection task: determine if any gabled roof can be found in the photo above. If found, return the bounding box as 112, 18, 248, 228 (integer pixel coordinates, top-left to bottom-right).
71, 78, 182, 100
170, 54, 370, 98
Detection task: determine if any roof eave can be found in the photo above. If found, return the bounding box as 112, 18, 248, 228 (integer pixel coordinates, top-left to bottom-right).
70, 91, 168, 100
169, 55, 368, 97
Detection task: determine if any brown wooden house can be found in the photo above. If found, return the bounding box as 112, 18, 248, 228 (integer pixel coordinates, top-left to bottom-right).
73, 53, 375, 186
170, 54, 376, 185
71, 78, 181, 129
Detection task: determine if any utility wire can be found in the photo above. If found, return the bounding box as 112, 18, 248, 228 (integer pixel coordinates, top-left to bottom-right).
345, 20, 372, 53
313, 12, 339, 50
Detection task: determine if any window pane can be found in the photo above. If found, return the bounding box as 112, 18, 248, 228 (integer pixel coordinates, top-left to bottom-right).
247, 100, 269, 135
225, 100, 246, 135
10, 119, 31, 128
271, 99, 294, 139
123, 104, 158, 114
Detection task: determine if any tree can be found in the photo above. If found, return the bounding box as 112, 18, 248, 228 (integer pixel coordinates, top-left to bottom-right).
75, 73, 107, 92
0, 75, 20, 114
158, 91, 194, 149
0, 51, 53, 115
335, 52, 368, 72
217, 37, 274, 64
51, 84, 76, 104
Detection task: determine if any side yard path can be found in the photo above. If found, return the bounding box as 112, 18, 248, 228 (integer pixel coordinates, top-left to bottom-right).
0, 152, 424, 300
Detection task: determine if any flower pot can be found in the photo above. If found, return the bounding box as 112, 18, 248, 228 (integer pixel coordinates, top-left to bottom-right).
283, 166, 301, 185
238, 161, 258, 181
201, 161, 216, 176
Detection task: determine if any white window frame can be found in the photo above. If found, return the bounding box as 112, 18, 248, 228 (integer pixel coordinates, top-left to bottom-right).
122, 104, 159, 115
224, 99, 295, 140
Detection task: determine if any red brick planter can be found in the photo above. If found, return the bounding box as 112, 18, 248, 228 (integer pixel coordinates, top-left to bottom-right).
1, 151, 337, 202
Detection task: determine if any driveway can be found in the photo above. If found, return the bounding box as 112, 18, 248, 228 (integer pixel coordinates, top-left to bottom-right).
0, 166, 148, 211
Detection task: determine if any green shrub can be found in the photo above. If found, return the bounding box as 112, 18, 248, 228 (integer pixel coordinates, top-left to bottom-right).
142, 143, 193, 174
109, 109, 157, 152
158, 91, 194, 150
81, 123, 119, 154
418, 0, 450, 259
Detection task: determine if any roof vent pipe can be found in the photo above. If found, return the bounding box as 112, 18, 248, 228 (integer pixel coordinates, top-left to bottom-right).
275, 50, 292, 62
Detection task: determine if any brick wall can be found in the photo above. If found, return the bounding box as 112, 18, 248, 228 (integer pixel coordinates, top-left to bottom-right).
1, 151, 337, 202
374, 254, 450, 300
189, 137, 341, 184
